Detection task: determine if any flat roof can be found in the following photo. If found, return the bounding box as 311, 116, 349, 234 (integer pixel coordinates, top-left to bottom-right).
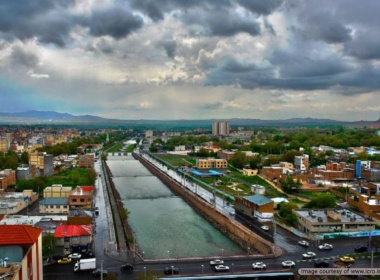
295, 209, 370, 223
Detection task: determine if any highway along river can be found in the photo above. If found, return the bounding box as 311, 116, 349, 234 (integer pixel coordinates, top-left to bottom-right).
107, 155, 244, 259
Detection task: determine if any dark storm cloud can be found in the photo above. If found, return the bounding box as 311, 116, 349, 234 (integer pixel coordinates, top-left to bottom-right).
300, 12, 352, 44
344, 30, 380, 60
85, 8, 144, 39
0, 1, 75, 46
160, 40, 177, 59
205, 55, 380, 93
237, 0, 284, 15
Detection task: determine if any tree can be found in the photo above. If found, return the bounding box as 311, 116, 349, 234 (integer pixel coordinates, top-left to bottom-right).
304, 192, 337, 209
230, 151, 248, 169
87, 168, 97, 185
280, 176, 302, 193
42, 233, 57, 257
20, 151, 29, 164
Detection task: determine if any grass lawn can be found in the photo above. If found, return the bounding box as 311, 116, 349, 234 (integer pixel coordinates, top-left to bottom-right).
46, 168, 93, 188
155, 154, 196, 167
108, 143, 124, 153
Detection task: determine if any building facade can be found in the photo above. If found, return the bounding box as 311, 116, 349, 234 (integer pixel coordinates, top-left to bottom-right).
212, 121, 230, 136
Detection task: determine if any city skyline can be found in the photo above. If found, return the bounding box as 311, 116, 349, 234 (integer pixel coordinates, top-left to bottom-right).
1, 1, 380, 121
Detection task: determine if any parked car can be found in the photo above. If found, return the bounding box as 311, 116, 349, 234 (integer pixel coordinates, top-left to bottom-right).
354, 245, 368, 253
214, 265, 230, 272
315, 260, 329, 268
282, 260, 296, 268
318, 243, 333, 250
210, 259, 224, 266
68, 253, 81, 259
92, 269, 108, 277
121, 263, 134, 271
164, 267, 179, 275
303, 252, 316, 259
57, 258, 71, 264
339, 256, 355, 263
261, 225, 269, 231
252, 262, 266, 269
298, 240, 309, 247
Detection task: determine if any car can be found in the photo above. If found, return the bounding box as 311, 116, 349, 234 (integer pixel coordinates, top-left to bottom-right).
229, 209, 235, 216
318, 243, 333, 250
210, 259, 224, 266
340, 256, 355, 263
314, 260, 329, 268
261, 225, 269, 231
68, 253, 82, 259
121, 263, 134, 271
252, 262, 266, 269
354, 245, 368, 253
298, 240, 309, 247
57, 258, 71, 264
302, 252, 316, 259
164, 267, 179, 275
214, 265, 230, 272
282, 260, 296, 268
92, 269, 108, 277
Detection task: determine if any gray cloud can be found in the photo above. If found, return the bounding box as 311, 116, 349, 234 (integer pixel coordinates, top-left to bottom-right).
343, 29, 380, 60
237, 0, 284, 15
85, 8, 144, 39
160, 40, 177, 59
0, 1, 75, 46
9, 45, 40, 68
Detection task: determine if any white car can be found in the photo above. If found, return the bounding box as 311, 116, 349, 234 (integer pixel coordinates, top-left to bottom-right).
302, 252, 316, 259
252, 262, 266, 269
298, 240, 309, 247
261, 225, 269, 231
214, 265, 230, 272
282, 260, 296, 268
68, 253, 81, 259
318, 243, 333, 250
210, 259, 224, 266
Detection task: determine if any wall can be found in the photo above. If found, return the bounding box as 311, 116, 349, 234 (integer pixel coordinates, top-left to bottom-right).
133, 152, 274, 255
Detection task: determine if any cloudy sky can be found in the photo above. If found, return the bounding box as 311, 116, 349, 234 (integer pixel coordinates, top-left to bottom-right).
1, 0, 380, 121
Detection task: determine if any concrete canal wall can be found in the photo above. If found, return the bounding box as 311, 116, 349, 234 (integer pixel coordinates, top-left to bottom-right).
132, 152, 275, 256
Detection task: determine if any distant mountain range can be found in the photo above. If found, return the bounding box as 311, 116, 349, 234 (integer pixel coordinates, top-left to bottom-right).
0, 110, 379, 129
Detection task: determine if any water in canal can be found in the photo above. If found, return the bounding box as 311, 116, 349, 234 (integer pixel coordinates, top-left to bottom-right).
107, 155, 244, 259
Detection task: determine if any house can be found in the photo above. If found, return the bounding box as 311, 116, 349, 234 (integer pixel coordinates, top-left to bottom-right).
54, 224, 92, 255
234, 194, 274, 222
0, 225, 43, 280
68, 186, 94, 210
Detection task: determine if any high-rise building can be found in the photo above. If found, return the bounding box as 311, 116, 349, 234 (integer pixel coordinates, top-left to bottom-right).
212, 121, 230, 136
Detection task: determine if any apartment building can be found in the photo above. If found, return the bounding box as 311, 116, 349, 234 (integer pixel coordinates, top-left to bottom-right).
212, 121, 230, 136
39, 198, 69, 214
54, 224, 93, 255
28, 151, 53, 176
43, 184, 72, 198
68, 186, 94, 210
294, 154, 309, 173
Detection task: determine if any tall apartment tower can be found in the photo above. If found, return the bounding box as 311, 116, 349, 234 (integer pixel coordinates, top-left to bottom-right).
212, 121, 230, 136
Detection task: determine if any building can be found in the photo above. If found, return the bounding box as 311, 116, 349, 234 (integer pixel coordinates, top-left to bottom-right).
242, 169, 258, 176
217, 150, 235, 160
28, 152, 53, 176
68, 186, 94, 210
0, 190, 38, 215
294, 209, 376, 239
0, 225, 43, 280
43, 184, 72, 198
212, 121, 230, 136
195, 158, 228, 169
145, 130, 153, 138
294, 154, 309, 173
16, 164, 32, 181
54, 224, 93, 255
0, 169, 16, 191
234, 194, 274, 221
39, 198, 69, 214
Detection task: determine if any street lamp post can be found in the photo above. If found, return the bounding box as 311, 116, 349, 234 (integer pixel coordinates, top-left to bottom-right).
221, 249, 224, 256
167, 250, 170, 259
144, 267, 146, 279
232, 263, 234, 273
247, 246, 250, 255
201, 265, 204, 275
171, 266, 174, 276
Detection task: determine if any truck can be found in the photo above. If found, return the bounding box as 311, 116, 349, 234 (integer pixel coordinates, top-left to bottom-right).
74, 258, 96, 272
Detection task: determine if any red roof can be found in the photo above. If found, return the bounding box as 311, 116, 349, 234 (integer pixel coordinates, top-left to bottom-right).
0, 225, 42, 245
54, 224, 92, 238
81, 186, 94, 192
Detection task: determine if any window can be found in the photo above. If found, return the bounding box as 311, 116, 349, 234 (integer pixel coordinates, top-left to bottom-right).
80, 198, 85, 203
